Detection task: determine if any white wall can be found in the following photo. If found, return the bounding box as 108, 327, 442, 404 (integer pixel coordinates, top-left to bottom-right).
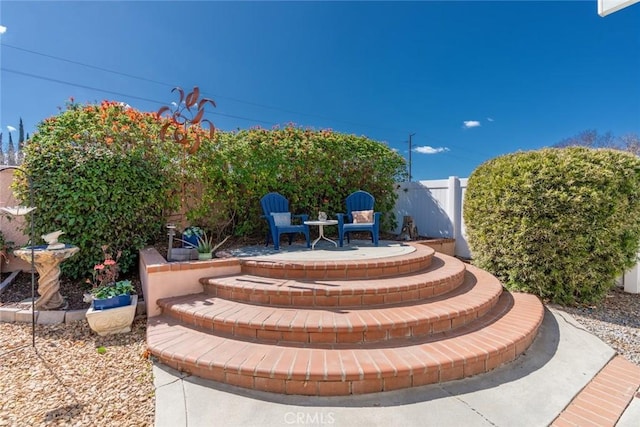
393, 177, 471, 259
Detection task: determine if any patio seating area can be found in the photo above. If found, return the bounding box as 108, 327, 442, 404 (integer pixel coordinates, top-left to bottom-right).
260, 190, 381, 251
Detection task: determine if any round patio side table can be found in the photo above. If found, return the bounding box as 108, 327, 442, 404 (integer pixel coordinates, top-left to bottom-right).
304, 220, 338, 250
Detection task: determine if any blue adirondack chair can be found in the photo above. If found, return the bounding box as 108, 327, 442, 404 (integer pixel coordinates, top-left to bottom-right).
260, 192, 310, 250
336, 190, 381, 247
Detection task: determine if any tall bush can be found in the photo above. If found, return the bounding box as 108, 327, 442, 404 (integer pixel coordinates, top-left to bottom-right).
185, 126, 407, 237
464, 147, 640, 305
13, 102, 406, 278
14, 101, 182, 279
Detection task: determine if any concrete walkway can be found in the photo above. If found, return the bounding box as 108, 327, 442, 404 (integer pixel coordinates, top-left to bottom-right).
153, 306, 638, 427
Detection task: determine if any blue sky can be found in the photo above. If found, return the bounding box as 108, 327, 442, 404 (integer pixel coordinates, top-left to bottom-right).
1, 1, 639, 180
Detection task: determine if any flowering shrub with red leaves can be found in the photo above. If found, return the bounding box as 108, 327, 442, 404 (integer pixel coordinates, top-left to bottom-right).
15, 99, 192, 279
14, 97, 406, 280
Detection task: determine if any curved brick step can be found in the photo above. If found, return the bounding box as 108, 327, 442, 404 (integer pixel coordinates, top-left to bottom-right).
160, 266, 502, 344
200, 254, 466, 307
238, 244, 434, 280
148, 291, 544, 396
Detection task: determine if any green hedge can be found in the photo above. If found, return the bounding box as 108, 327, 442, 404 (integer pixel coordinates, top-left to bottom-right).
15, 101, 181, 280
185, 126, 407, 237
464, 147, 640, 305
14, 103, 405, 281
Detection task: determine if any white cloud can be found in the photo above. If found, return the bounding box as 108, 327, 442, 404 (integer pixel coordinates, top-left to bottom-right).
487, 117, 494, 122
463, 120, 481, 128
414, 145, 450, 155
6, 125, 16, 132
0, 25, 6, 35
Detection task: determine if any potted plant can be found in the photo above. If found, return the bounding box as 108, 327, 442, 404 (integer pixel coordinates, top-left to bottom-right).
165, 225, 201, 262
85, 246, 138, 336
87, 246, 135, 310
173, 227, 230, 261
92, 279, 134, 310
181, 225, 204, 249
193, 230, 230, 260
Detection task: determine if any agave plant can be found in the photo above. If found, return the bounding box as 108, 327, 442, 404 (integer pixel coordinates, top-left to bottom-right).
179, 230, 230, 255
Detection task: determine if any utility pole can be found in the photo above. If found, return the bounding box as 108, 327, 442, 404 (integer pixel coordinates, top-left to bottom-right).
408, 133, 415, 182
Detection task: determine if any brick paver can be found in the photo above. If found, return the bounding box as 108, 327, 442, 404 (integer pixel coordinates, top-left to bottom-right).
552, 356, 640, 427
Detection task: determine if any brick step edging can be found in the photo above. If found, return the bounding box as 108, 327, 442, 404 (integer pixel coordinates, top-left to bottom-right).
160, 269, 502, 343
551, 356, 640, 427
148, 292, 544, 396
239, 244, 435, 280
158, 273, 502, 343
201, 254, 466, 307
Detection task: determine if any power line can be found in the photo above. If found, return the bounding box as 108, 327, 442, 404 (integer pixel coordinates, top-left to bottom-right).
2, 43, 404, 134
3, 44, 500, 161
3, 44, 173, 89
3, 68, 162, 105
3, 64, 497, 160
1, 67, 276, 126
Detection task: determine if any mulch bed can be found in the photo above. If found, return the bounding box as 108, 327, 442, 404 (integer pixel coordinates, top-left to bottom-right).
0, 318, 154, 426
0, 271, 144, 311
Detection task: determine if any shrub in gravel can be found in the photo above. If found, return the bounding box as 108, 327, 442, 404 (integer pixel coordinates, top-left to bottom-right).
464, 147, 640, 305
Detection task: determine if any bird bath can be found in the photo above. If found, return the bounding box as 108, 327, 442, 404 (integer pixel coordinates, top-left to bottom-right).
13, 245, 80, 310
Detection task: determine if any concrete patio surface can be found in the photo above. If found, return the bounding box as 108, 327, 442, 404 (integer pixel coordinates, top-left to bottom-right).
224, 239, 418, 261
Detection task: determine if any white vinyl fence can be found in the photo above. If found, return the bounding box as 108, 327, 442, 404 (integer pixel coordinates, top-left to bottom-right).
393, 177, 470, 259
393, 176, 639, 293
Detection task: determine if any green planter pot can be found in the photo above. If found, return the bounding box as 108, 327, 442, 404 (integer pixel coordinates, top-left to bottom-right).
198, 252, 213, 261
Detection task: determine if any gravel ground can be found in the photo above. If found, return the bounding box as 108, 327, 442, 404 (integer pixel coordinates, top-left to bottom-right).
0, 317, 154, 427
553, 285, 640, 366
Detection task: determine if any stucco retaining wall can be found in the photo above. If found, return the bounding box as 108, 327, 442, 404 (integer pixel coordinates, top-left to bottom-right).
0, 167, 31, 273
139, 247, 241, 317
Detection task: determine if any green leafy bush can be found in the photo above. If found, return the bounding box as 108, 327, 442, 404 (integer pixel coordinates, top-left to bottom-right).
14, 102, 405, 280
464, 147, 640, 305
186, 126, 407, 237
14, 101, 182, 279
